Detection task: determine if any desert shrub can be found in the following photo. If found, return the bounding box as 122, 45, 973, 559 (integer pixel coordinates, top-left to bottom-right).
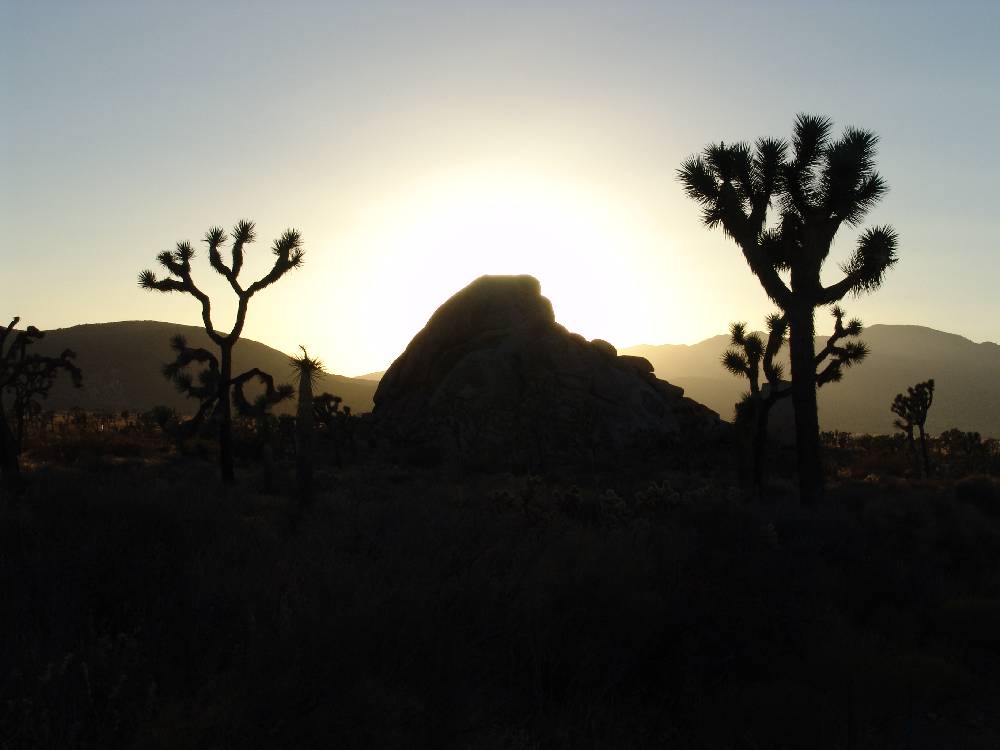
3, 465, 1000, 748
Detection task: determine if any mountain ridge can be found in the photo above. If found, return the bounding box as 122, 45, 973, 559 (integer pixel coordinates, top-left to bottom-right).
623, 323, 1000, 437
11, 320, 997, 437
14, 320, 378, 416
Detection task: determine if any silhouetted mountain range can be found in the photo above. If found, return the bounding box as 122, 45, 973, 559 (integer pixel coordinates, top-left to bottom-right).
19, 321, 999, 437
25, 321, 378, 416
624, 325, 1000, 438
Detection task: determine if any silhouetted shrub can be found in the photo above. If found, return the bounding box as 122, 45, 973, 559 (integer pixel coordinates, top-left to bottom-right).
4, 464, 1000, 747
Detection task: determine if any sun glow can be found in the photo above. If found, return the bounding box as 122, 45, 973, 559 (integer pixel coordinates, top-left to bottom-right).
347, 167, 679, 371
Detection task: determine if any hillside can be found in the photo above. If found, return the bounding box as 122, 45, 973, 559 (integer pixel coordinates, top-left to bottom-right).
624, 325, 1000, 438
15, 321, 998, 437
21, 321, 378, 415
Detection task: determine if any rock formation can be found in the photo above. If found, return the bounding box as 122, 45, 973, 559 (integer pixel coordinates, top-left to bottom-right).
373, 275, 722, 468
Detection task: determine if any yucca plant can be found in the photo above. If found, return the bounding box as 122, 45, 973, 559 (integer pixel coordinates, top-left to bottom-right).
723, 314, 790, 493
723, 307, 867, 495
139, 220, 304, 482
680, 114, 897, 503
314, 392, 357, 466
892, 379, 935, 477
289, 346, 324, 503
0, 317, 82, 492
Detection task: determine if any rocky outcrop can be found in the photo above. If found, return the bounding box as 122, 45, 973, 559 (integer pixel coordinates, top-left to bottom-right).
373, 275, 722, 467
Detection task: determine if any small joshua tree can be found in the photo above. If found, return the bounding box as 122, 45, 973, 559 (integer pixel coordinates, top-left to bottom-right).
139, 220, 304, 482
162, 334, 292, 440
892, 379, 934, 477
723, 314, 790, 493
0, 318, 82, 492
314, 392, 357, 466
289, 347, 324, 503
724, 306, 867, 494
680, 115, 897, 503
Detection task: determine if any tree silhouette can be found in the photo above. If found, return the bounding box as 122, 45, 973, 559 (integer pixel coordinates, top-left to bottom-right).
680, 114, 897, 503
891, 379, 934, 477
289, 346, 324, 504
314, 392, 357, 466
139, 221, 304, 482
161, 334, 292, 447
724, 306, 867, 494
724, 314, 789, 493
0, 318, 82, 492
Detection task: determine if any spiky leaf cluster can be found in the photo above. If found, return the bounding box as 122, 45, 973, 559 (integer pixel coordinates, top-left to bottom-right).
722, 313, 789, 402
724, 305, 868, 401
815, 306, 869, 385
891, 379, 935, 433
139, 220, 305, 344
289, 346, 325, 385
678, 114, 898, 309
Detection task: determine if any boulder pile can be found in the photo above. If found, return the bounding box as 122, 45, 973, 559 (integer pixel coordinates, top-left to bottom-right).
373, 275, 722, 467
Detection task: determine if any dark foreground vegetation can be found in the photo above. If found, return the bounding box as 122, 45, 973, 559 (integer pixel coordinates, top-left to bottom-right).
3, 425, 1000, 749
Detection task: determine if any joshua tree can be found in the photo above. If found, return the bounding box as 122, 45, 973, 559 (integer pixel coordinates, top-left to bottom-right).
162, 334, 292, 439
680, 114, 898, 503
724, 306, 867, 493
289, 347, 324, 503
0, 318, 82, 491
723, 314, 790, 493
139, 220, 304, 482
314, 392, 357, 466
891, 379, 934, 477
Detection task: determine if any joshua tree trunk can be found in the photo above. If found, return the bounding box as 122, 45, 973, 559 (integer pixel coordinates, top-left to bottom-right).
903, 429, 918, 474
788, 304, 823, 504
296, 367, 315, 503
14, 397, 26, 454
0, 400, 21, 493
219, 344, 235, 483
918, 425, 931, 478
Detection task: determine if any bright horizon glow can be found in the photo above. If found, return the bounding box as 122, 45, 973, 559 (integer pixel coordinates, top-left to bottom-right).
3, 1, 999, 377
344, 168, 687, 372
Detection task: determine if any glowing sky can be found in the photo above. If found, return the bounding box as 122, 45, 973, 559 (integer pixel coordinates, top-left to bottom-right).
3, 1, 998, 376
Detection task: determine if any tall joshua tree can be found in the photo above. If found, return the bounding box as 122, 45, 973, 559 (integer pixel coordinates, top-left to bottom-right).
892, 379, 934, 477
724, 306, 867, 493
289, 347, 324, 503
680, 114, 898, 503
139, 220, 304, 482
0, 318, 82, 492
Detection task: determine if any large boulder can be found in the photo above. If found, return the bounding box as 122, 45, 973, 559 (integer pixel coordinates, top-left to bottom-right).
373, 275, 722, 467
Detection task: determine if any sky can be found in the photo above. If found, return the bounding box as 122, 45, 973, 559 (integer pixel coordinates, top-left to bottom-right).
2, 0, 998, 376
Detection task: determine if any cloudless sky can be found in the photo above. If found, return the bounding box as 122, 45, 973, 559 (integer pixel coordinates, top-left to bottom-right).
3, 0, 998, 376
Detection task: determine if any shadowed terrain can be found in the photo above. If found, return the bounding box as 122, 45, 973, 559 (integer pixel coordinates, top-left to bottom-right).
22, 321, 378, 416
626, 325, 1000, 437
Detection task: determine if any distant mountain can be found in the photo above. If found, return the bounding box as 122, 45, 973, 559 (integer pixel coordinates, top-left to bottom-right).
355, 371, 386, 382
20, 321, 378, 415
17, 321, 998, 437
623, 325, 1000, 438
